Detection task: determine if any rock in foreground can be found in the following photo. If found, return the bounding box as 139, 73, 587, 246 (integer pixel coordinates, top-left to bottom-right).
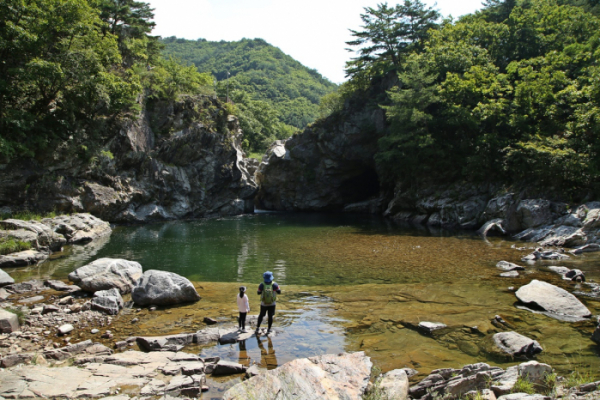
493, 331, 543, 358
68, 258, 142, 294
223, 352, 372, 400
515, 279, 591, 321
132, 270, 200, 306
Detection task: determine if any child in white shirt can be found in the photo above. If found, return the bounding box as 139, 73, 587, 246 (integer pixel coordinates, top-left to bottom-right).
237, 286, 250, 332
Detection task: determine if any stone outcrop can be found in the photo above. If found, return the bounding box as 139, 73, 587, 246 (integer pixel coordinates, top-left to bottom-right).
68, 258, 142, 294
223, 351, 372, 400
515, 280, 592, 321
91, 288, 124, 315
132, 270, 200, 306
256, 90, 387, 212
0, 96, 257, 223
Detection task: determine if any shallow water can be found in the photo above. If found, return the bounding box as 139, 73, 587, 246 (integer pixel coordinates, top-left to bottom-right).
6, 212, 600, 395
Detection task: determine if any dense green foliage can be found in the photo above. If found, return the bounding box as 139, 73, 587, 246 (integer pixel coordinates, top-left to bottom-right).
161, 37, 338, 152
0, 0, 213, 162
347, 0, 600, 197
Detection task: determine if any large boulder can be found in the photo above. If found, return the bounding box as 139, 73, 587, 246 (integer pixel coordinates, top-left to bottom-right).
516, 199, 553, 229
222, 352, 372, 400
376, 369, 409, 400
0, 249, 49, 268
68, 258, 142, 294
132, 270, 200, 306
515, 280, 591, 321
492, 331, 543, 358
0, 219, 66, 251
41, 213, 111, 244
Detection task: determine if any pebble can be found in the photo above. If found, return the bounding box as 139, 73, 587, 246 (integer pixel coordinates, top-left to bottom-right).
91, 329, 99, 334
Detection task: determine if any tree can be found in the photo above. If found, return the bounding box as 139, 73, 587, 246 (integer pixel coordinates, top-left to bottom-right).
345, 0, 440, 79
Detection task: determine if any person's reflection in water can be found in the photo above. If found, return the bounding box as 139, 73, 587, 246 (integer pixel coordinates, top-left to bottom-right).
256, 335, 278, 370
238, 339, 250, 367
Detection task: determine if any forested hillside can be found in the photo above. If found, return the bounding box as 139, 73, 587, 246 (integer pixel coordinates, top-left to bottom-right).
333, 0, 600, 199
161, 37, 338, 152
0, 0, 213, 163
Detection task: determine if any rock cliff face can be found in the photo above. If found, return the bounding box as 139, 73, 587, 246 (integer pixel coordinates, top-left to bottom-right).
0, 96, 257, 222
256, 98, 387, 211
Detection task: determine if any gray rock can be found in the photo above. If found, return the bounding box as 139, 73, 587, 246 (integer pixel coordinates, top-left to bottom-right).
479, 219, 507, 237
496, 261, 525, 271
515, 279, 591, 321
565, 269, 585, 282
136, 333, 195, 351
245, 364, 261, 378
547, 266, 570, 275
376, 369, 409, 400
500, 271, 520, 278
516, 199, 553, 229
212, 360, 247, 376
493, 331, 543, 358
44, 279, 80, 292
491, 366, 519, 396
219, 328, 253, 344
41, 213, 111, 244
132, 270, 200, 306
0, 219, 66, 251
91, 288, 124, 315
58, 324, 74, 335
569, 243, 600, 255
497, 394, 549, 400
418, 321, 447, 334
223, 352, 372, 400
0, 249, 48, 268
0, 308, 20, 333
517, 361, 552, 385
68, 258, 142, 294
3, 279, 46, 293
0, 269, 14, 287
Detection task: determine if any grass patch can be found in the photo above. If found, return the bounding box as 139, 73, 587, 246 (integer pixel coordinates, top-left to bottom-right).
1, 210, 57, 221
564, 369, 597, 388
512, 375, 535, 394
0, 238, 31, 255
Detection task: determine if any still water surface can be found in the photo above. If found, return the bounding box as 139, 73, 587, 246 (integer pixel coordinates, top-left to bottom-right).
10, 212, 600, 396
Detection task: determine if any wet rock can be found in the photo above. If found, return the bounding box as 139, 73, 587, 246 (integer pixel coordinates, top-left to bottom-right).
223, 352, 372, 400
219, 328, 253, 344
418, 321, 447, 334
44, 280, 80, 292
246, 364, 260, 378
212, 360, 247, 376
548, 266, 570, 275
492, 332, 543, 358
203, 317, 217, 324
376, 369, 409, 400
91, 288, 124, 315
68, 258, 142, 294
136, 333, 195, 352
569, 244, 600, 255
496, 261, 525, 271
515, 279, 591, 321
565, 269, 585, 282
0, 268, 14, 286
132, 270, 200, 306
479, 219, 507, 238
500, 271, 520, 278
0, 309, 20, 333
0, 249, 49, 268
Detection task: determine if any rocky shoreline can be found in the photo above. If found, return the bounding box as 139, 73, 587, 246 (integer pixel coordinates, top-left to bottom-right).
2, 213, 600, 399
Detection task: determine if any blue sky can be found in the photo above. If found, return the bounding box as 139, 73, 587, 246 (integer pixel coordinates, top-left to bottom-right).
147, 0, 485, 84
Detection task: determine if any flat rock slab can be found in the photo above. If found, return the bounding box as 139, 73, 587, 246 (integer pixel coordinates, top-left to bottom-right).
223, 352, 372, 400
496, 261, 525, 271
418, 321, 448, 334
219, 328, 253, 344
0, 250, 48, 268
515, 279, 591, 321
136, 333, 196, 352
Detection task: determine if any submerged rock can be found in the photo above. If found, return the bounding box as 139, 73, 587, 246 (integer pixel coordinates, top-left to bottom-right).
132, 270, 200, 306
223, 352, 372, 400
496, 261, 525, 271
515, 279, 591, 321
68, 258, 142, 294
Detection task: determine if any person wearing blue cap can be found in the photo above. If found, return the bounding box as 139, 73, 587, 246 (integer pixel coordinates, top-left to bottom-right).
255, 271, 281, 335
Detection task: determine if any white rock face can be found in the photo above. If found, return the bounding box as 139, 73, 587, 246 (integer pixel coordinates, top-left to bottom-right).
222, 352, 372, 400
68, 258, 142, 294
515, 279, 591, 321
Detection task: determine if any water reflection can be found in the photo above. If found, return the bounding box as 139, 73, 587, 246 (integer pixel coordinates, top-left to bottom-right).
256, 336, 278, 369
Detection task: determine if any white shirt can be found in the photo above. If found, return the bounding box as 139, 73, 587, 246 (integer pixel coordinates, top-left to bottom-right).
237, 294, 250, 312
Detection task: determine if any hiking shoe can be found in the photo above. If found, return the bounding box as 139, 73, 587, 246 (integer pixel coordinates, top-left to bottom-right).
266, 329, 272, 334
241, 329, 247, 333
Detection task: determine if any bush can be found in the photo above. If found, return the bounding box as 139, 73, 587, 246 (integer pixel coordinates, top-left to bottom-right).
0, 238, 32, 255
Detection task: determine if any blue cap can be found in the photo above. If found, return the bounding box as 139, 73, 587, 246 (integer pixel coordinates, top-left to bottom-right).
263, 271, 273, 283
